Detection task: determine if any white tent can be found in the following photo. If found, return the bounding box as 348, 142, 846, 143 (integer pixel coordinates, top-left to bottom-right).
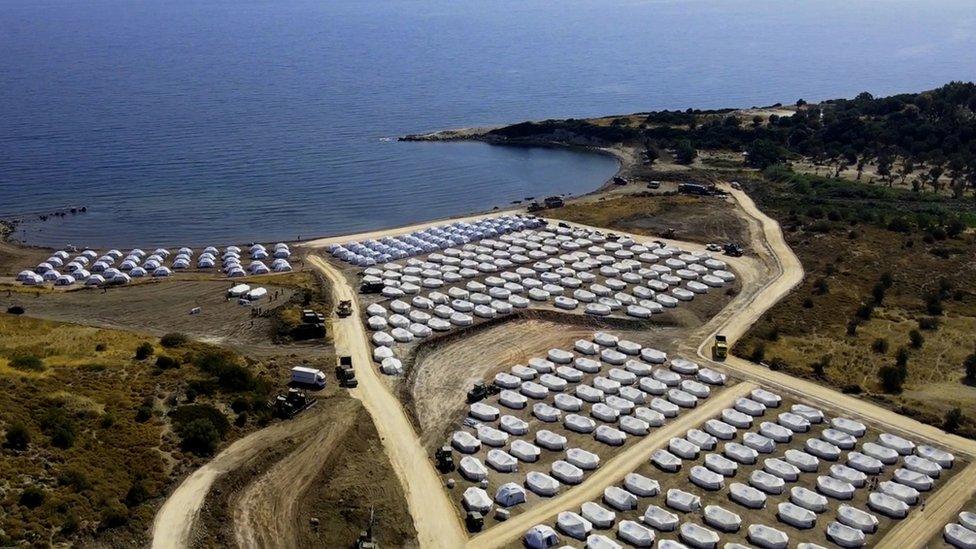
764, 458, 799, 481
623, 473, 658, 497
827, 522, 865, 548
729, 482, 766, 509
459, 456, 488, 481
680, 522, 719, 549
85, 274, 105, 286
837, 504, 878, 533
642, 504, 678, 531
863, 442, 899, 464
486, 449, 518, 472
495, 482, 526, 507
595, 425, 626, 446
704, 505, 742, 532
580, 501, 615, 528
868, 492, 908, 518
550, 460, 583, 484
54, 274, 76, 286
603, 486, 636, 511
499, 415, 528, 435
747, 524, 789, 549
666, 488, 701, 512
945, 524, 976, 549
525, 471, 560, 496
556, 511, 592, 540
510, 440, 540, 463
523, 525, 559, 549
791, 486, 828, 512
777, 501, 816, 529
617, 520, 654, 547
750, 470, 785, 494
462, 486, 492, 514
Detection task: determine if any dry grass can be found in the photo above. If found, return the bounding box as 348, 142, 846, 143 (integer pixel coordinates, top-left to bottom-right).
548, 194, 749, 246
0, 313, 279, 546
736, 198, 976, 437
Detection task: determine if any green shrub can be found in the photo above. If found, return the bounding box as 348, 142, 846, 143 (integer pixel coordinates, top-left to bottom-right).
964, 351, 976, 384
750, 343, 766, 363
58, 468, 91, 492
878, 365, 906, 393
10, 354, 44, 372
134, 342, 154, 360
100, 501, 129, 529
841, 384, 863, 394
124, 481, 150, 508
178, 418, 221, 455
945, 408, 964, 433
135, 406, 153, 423
4, 422, 30, 450
171, 404, 230, 437
19, 487, 45, 509
39, 408, 76, 449
909, 330, 924, 349
160, 333, 188, 348
918, 317, 940, 330
155, 355, 180, 370
95, 342, 107, 352
871, 338, 889, 354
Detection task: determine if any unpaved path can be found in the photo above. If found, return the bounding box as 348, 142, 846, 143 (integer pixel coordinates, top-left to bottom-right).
467, 382, 757, 549
232, 398, 359, 549
308, 255, 466, 548
151, 405, 340, 549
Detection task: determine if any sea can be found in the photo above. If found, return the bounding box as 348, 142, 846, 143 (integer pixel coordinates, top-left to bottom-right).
2, 0, 975, 248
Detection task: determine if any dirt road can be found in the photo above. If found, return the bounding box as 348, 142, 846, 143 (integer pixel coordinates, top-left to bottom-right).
307, 255, 466, 548
151, 405, 341, 549
467, 382, 756, 549
232, 399, 359, 549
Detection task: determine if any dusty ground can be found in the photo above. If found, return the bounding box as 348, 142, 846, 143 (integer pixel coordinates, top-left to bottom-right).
189, 396, 417, 549
0, 280, 294, 350
549, 193, 751, 249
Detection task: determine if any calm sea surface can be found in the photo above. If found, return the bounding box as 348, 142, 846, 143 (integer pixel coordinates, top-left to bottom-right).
2, 0, 975, 247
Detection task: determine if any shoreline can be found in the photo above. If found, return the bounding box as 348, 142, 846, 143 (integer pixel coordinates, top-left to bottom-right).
2, 130, 630, 255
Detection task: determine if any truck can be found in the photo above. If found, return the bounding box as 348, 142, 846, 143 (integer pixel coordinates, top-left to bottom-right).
712, 335, 728, 360
435, 445, 455, 472
465, 512, 484, 532
337, 300, 353, 318
336, 356, 358, 387
360, 280, 384, 294
466, 380, 500, 403
272, 388, 314, 418
291, 366, 327, 388
723, 243, 744, 257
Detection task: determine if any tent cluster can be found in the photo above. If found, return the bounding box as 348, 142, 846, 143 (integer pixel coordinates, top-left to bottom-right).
363, 224, 735, 369
441, 332, 735, 525
328, 215, 545, 266
18, 243, 293, 286
219, 244, 292, 277
517, 378, 955, 549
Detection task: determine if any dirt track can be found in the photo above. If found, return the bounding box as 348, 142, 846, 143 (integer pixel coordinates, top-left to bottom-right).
232, 398, 359, 549
308, 255, 467, 548
151, 403, 345, 549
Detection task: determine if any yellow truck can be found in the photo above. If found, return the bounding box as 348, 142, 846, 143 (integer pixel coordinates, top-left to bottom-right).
712, 335, 728, 360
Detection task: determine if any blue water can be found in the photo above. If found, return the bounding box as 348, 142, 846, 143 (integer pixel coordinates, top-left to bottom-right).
2, 0, 975, 247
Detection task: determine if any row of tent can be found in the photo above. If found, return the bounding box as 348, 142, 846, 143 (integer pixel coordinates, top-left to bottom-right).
20, 243, 293, 285
328, 215, 546, 266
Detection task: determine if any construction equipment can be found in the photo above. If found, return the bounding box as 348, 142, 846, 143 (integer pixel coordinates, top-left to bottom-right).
337, 300, 353, 318
435, 446, 455, 472
465, 511, 484, 532
360, 280, 384, 294
356, 507, 378, 549
466, 380, 500, 403
272, 388, 315, 418
723, 243, 744, 257
336, 356, 358, 388
662, 227, 675, 238
712, 335, 728, 360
